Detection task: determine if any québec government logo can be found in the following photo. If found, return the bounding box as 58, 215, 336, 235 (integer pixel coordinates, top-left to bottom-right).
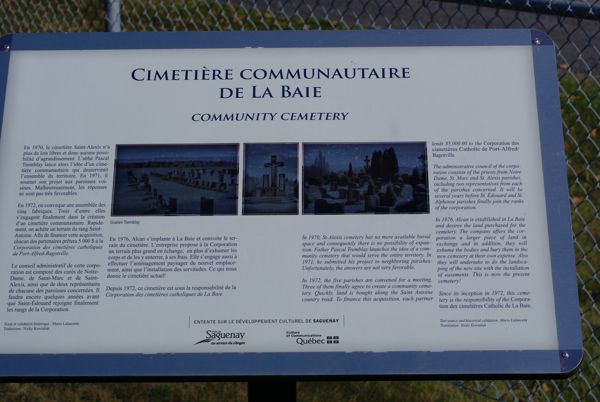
195, 330, 246, 346
295, 335, 340, 345
286, 331, 340, 346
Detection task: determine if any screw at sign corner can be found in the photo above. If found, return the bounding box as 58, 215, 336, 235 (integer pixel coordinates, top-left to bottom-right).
534, 38, 541, 45
2, 44, 9, 51
561, 352, 570, 359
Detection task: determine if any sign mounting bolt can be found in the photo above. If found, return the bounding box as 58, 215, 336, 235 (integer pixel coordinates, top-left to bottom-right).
561, 351, 570, 359
534, 38, 541, 45
2, 44, 9, 52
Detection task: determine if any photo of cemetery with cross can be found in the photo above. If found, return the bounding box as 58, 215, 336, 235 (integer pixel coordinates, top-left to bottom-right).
303, 142, 429, 214
243, 143, 299, 215
112, 144, 239, 216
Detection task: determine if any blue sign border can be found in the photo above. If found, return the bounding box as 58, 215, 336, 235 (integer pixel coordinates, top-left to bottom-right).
0, 29, 582, 379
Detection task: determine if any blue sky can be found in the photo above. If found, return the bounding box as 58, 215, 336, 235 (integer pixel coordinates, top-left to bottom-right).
303, 142, 426, 174
245, 143, 298, 180
117, 144, 238, 163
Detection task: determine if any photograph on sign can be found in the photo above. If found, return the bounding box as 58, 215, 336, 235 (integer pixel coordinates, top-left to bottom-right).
302, 142, 428, 214
243, 143, 299, 215
112, 144, 239, 216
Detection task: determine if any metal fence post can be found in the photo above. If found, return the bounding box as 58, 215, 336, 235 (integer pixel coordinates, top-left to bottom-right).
104, 0, 121, 32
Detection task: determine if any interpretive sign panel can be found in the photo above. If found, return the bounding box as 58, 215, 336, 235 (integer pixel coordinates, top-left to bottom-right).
0, 30, 582, 378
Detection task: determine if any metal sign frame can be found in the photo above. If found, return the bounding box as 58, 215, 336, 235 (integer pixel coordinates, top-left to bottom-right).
0, 29, 582, 379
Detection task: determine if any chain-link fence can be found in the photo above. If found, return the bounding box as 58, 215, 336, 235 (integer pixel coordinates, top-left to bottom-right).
1, 0, 599, 400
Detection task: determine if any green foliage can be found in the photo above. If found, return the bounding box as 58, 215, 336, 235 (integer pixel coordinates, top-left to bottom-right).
0, 381, 490, 402
0, 382, 248, 402
299, 381, 487, 402
0, 0, 105, 34
0, 0, 345, 36
560, 72, 600, 289
120, 0, 342, 31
